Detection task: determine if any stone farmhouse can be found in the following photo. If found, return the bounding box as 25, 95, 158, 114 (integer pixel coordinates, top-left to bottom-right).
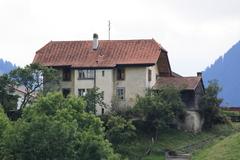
33, 34, 204, 121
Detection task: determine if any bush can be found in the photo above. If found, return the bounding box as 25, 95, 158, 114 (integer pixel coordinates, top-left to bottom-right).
199, 80, 229, 129
0, 93, 120, 160
134, 87, 186, 139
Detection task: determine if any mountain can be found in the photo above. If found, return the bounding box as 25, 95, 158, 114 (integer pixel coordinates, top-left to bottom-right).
203, 41, 240, 106
0, 58, 17, 74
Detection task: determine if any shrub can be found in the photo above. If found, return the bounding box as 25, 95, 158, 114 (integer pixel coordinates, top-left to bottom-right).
134, 87, 186, 139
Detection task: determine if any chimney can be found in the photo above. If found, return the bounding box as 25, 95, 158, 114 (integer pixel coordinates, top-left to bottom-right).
197, 72, 202, 77
92, 33, 99, 50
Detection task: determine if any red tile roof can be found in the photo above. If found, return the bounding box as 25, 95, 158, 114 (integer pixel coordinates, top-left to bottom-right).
33, 39, 165, 68
153, 77, 202, 90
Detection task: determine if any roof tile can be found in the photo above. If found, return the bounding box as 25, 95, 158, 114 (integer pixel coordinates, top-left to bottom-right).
33, 39, 164, 68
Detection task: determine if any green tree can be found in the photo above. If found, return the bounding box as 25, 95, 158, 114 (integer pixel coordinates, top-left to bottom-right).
134, 87, 186, 139
105, 115, 136, 146
0, 74, 18, 113
84, 87, 106, 114
9, 63, 60, 110
0, 93, 119, 160
199, 80, 226, 129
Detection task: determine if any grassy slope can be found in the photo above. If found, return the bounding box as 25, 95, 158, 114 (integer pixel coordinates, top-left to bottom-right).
193, 132, 240, 160
124, 123, 240, 160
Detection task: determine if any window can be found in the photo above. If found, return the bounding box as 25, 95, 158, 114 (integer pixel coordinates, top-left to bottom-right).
62, 88, 70, 98
148, 69, 152, 81
78, 69, 94, 79
101, 108, 105, 115
78, 89, 86, 96
62, 68, 71, 81
102, 70, 105, 77
117, 68, 125, 80
116, 88, 125, 100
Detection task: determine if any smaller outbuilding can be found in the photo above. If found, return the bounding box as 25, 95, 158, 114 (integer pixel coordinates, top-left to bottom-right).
153, 72, 205, 133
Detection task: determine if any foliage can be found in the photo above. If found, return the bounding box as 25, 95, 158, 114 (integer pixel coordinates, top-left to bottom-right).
0, 108, 10, 139
119, 123, 240, 160
105, 115, 136, 146
134, 87, 186, 139
0, 93, 119, 160
9, 63, 60, 110
199, 80, 228, 129
193, 132, 240, 160
0, 74, 18, 113
84, 87, 106, 114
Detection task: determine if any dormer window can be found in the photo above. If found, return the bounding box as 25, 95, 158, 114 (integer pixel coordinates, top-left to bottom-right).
117, 68, 125, 80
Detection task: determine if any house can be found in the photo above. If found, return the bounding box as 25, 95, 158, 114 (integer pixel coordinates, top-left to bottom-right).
33, 34, 204, 118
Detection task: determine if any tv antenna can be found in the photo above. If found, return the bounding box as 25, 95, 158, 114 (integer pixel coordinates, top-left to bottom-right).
108, 20, 111, 40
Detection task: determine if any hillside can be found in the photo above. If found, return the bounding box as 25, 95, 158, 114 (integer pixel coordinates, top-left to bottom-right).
194, 132, 240, 160
203, 41, 240, 106
0, 58, 16, 74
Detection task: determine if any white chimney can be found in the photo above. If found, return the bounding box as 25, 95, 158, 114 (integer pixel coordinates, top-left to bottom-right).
93, 33, 99, 50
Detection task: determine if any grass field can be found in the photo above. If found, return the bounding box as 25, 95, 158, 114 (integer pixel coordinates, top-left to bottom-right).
193, 132, 240, 160
124, 123, 240, 160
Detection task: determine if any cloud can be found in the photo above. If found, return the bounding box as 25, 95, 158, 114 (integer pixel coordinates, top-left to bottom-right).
0, 0, 239, 75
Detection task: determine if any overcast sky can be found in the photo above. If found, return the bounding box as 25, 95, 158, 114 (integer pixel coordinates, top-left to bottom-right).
0, 0, 240, 76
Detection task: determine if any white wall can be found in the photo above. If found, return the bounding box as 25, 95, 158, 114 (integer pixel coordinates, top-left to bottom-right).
114, 67, 147, 107
146, 64, 159, 88
95, 69, 114, 114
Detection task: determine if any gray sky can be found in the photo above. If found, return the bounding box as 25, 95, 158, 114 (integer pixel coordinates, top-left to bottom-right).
0, 0, 240, 76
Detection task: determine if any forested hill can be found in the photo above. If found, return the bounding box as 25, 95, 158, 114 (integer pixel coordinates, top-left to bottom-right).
0, 58, 17, 74
203, 41, 240, 106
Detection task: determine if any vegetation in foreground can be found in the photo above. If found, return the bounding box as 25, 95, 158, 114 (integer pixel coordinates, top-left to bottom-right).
120, 123, 240, 160
193, 130, 240, 160
0, 93, 120, 160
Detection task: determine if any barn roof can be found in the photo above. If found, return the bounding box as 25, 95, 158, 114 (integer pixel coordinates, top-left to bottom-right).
153, 77, 203, 90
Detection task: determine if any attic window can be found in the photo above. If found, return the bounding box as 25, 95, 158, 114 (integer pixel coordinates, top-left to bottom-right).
117, 68, 125, 80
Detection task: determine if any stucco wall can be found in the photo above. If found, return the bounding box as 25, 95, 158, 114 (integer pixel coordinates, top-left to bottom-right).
114, 67, 147, 107
95, 69, 114, 114
59, 69, 75, 94
73, 70, 94, 95
57, 66, 154, 114
146, 64, 159, 88
178, 111, 203, 133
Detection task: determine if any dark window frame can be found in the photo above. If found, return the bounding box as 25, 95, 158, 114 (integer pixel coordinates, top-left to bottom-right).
78, 69, 95, 79
62, 88, 70, 98
117, 68, 125, 80
116, 87, 125, 100
62, 68, 71, 81
102, 70, 105, 77
148, 69, 152, 81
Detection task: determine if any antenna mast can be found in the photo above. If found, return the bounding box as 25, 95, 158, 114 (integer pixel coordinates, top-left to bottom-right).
108, 20, 111, 40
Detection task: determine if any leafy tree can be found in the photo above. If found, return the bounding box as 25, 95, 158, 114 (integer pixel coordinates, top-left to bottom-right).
9, 63, 60, 110
0, 93, 119, 160
134, 87, 186, 139
84, 87, 106, 114
0, 74, 19, 113
199, 80, 226, 129
105, 115, 136, 146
